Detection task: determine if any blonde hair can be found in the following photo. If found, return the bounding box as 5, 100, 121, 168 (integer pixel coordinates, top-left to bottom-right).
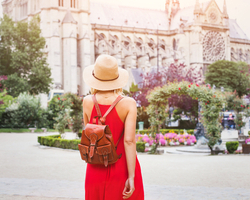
91, 88, 123, 95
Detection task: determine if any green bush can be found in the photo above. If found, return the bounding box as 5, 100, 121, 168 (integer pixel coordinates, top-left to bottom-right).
136, 142, 145, 152
54, 93, 83, 134
38, 135, 80, 150
0, 128, 66, 133
0, 89, 14, 119
2, 93, 48, 128
226, 141, 239, 154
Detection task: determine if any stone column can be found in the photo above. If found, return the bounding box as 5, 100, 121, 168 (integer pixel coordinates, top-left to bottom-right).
62, 11, 78, 94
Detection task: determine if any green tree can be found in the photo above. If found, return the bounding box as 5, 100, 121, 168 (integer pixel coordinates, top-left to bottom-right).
205, 60, 250, 98
0, 15, 52, 97
46, 95, 64, 129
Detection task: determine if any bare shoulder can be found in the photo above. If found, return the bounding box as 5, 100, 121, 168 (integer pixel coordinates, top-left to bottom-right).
83, 95, 93, 107
120, 96, 137, 108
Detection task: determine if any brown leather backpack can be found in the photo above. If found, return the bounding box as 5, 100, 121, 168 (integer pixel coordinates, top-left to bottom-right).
78, 95, 124, 167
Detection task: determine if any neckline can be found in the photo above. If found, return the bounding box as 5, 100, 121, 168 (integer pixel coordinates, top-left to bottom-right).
97, 103, 112, 106
92, 104, 124, 125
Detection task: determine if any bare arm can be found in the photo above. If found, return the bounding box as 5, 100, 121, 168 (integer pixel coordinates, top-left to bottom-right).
83, 96, 92, 126
123, 98, 137, 199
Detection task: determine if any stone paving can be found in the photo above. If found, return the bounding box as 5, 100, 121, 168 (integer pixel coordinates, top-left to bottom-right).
1, 133, 250, 200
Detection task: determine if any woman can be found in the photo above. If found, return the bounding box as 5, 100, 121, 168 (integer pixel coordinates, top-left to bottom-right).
82, 55, 144, 200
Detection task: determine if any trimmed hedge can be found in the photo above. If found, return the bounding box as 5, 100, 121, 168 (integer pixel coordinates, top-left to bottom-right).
0, 128, 73, 133
136, 142, 146, 152
226, 141, 239, 154
136, 129, 194, 135
38, 135, 80, 150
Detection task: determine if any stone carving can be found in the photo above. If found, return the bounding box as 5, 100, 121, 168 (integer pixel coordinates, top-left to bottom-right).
188, 65, 203, 84
203, 31, 225, 62
208, 8, 218, 23
108, 34, 121, 56
95, 33, 109, 56
231, 48, 238, 62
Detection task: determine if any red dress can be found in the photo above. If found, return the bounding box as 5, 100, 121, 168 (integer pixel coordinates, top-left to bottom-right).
85, 103, 144, 200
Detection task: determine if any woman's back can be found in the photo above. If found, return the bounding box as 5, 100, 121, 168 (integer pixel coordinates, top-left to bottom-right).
83, 92, 135, 125
82, 55, 144, 200
83, 93, 144, 200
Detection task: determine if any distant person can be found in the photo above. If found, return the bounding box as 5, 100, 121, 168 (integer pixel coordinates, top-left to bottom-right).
82, 55, 144, 200
228, 113, 235, 129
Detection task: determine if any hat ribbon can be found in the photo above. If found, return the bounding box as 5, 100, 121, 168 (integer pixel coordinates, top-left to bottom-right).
92, 71, 119, 82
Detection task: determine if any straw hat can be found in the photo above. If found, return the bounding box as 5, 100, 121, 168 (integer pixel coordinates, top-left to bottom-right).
83, 55, 129, 91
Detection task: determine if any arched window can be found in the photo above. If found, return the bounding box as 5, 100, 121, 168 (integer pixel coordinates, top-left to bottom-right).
124, 36, 131, 48
100, 33, 106, 40
136, 37, 143, 51
239, 49, 244, 61
59, 0, 63, 7
161, 39, 166, 50
173, 38, 177, 50
148, 38, 155, 50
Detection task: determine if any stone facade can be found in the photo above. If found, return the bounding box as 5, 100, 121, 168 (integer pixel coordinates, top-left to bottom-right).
2, 0, 250, 95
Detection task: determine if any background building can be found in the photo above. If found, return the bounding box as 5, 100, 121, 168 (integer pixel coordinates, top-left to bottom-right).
2, 0, 250, 95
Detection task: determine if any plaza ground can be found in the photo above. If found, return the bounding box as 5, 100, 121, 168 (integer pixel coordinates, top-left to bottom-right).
0, 133, 250, 200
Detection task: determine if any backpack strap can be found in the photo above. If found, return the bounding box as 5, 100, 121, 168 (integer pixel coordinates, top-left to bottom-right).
103, 95, 124, 119
115, 131, 124, 149
92, 94, 125, 149
92, 95, 124, 125
92, 95, 102, 125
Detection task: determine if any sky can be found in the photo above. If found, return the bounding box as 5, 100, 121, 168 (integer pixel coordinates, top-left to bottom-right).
0, 0, 249, 38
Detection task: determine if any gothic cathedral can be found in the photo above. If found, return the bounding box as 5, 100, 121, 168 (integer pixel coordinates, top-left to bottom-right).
2, 0, 250, 95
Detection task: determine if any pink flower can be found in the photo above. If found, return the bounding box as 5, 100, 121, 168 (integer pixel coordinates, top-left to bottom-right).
160, 139, 166, 146
179, 138, 184, 143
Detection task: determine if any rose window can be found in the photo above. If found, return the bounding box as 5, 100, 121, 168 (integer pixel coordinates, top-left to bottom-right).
203, 31, 225, 62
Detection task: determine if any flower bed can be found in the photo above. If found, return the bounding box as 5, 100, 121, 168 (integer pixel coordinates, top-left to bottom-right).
137, 129, 194, 135
136, 131, 197, 151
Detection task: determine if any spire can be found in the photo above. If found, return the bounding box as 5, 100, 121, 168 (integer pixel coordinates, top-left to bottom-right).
223, 0, 229, 18
165, 0, 170, 14
194, 0, 201, 14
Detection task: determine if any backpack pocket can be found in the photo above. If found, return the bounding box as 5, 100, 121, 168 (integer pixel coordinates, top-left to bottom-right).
96, 144, 114, 167
78, 144, 89, 162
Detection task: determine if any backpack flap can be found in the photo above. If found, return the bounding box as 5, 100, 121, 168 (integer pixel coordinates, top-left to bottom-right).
96, 144, 113, 167
78, 144, 89, 162
85, 123, 107, 159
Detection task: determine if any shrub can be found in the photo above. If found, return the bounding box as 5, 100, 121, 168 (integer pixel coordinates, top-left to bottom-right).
0, 89, 14, 119
226, 141, 239, 154
46, 95, 63, 129
38, 135, 80, 150
3, 93, 47, 128
54, 93, 83, 134
136, 142, 146, 152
